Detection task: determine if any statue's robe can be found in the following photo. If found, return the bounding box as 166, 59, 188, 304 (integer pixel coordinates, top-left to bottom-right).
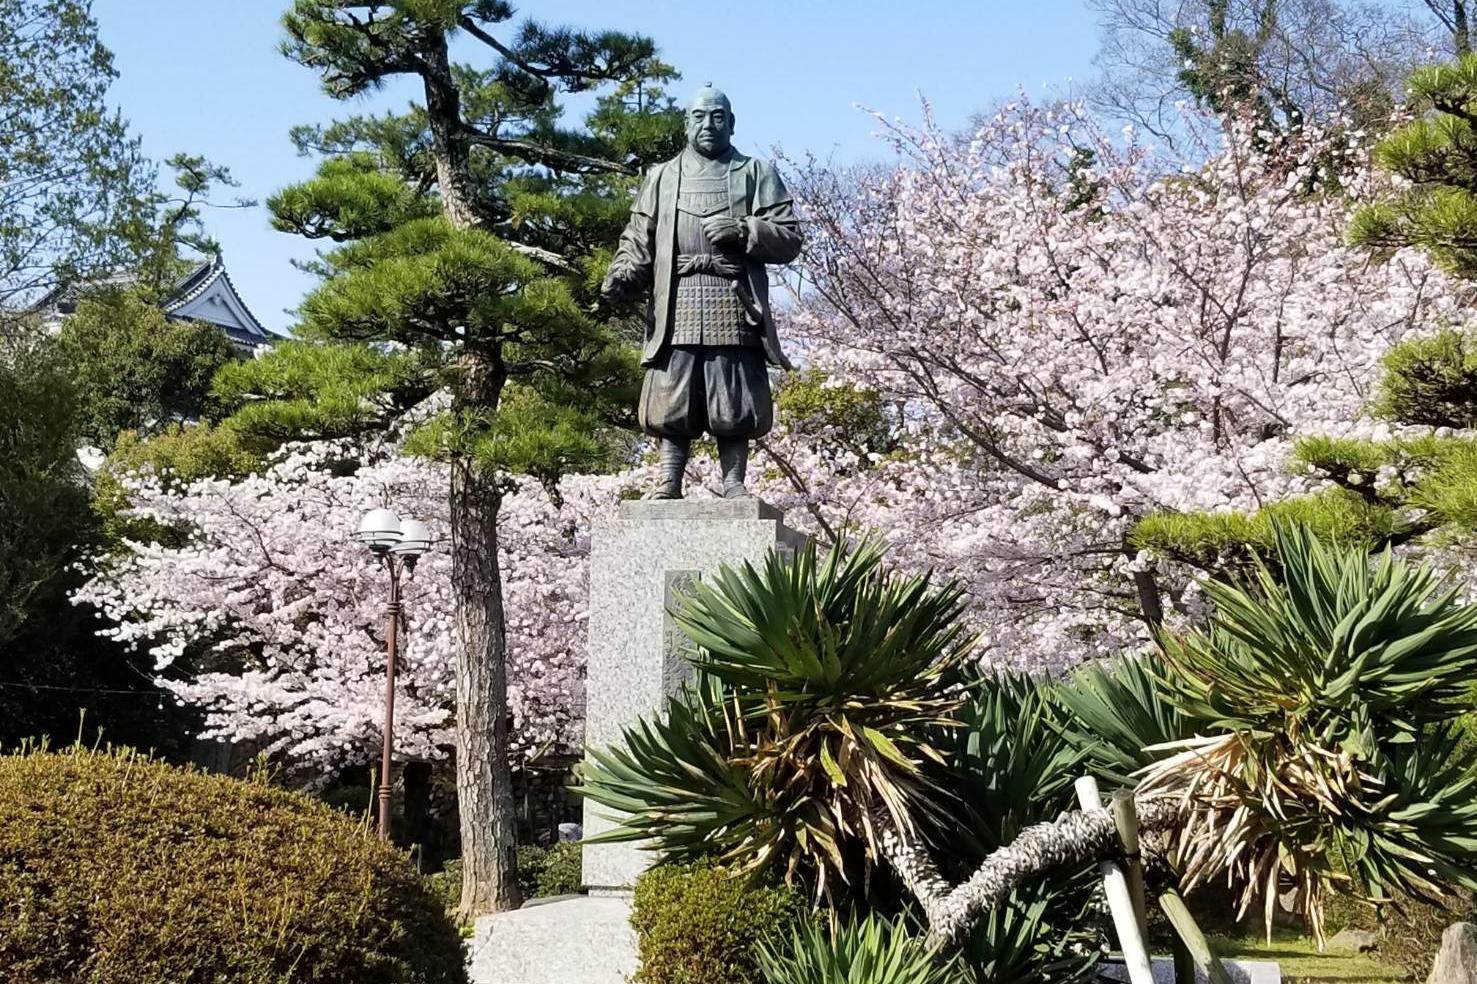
609, 147, 802, 371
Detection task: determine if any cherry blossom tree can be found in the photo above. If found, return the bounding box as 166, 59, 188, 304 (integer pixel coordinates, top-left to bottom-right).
75, 441, 644, 782
74, 422, 810, 782
773, 98, 1475, 671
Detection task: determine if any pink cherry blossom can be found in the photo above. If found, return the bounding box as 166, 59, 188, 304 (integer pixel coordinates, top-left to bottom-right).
75, 440, 646, 781
769, 98, 1474, 671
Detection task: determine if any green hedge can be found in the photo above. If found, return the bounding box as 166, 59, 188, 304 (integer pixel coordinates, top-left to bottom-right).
0, 747, 466, 984
519, 840, 582, 898
429, 840, 583, 915
632, 861, 805, 984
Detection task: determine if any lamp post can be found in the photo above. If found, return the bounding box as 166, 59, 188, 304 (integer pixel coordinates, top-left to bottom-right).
355, 507, 431, 840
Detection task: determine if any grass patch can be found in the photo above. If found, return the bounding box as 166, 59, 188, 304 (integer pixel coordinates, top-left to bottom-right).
1210, 930, 1408, 984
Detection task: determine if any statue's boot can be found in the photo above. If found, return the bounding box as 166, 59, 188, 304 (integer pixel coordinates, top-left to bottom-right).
718, 437, 752, 499
649, 437, 689, 499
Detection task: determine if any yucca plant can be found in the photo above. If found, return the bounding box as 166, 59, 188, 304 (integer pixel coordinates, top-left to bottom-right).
953, 881, 1102, 984
1053, 654, 1191, 791
1139, 522, 1477, 945
756, 913, 956, 984
577, 672, 760, 863
936, 673, 1103, 983
577, 539, 973, 900
946, 673, 1082, 848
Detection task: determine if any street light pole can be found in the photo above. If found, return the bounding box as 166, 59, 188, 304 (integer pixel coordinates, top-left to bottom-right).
355, 508, 431, 842
378, 559, 402, 841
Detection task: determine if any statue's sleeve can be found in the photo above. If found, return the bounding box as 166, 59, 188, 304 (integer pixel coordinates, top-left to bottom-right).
744, 162, 802, 266
610, 167, 659, 283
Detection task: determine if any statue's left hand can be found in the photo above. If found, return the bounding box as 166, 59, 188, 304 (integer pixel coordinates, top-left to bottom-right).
702, 215, 746, 248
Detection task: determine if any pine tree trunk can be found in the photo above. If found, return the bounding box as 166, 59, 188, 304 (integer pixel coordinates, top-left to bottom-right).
451, 454, 522, 918
1124, 541, 1165, 629
422, 33, 479, 231
418, 28, 520, 918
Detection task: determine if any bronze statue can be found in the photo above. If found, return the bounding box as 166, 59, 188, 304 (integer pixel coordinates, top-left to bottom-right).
602, 84, 802, 499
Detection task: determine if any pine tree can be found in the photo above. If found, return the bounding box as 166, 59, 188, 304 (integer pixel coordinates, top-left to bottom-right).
247, 1, 682, 916
1350, 54, 1477, 276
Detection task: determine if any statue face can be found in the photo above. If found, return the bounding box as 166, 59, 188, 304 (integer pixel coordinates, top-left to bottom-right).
685, 92, 734, 159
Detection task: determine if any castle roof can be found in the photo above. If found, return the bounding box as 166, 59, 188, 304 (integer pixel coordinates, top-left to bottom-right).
159, 254, 275, 352
35, 253, 279, 353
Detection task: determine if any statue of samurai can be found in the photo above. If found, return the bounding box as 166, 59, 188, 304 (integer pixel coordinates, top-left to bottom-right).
601, 84, 802, 499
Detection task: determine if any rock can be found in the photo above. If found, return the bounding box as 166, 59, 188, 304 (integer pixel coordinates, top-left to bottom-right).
1329, 927, 1379, 953
1428, 922, 1477, 984
520, 892, 581, 910
1274, 887, 1304, 928
556, 822, 581, 842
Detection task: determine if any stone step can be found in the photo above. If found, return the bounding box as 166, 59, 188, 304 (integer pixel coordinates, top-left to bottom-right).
1099, 956, 1282, 984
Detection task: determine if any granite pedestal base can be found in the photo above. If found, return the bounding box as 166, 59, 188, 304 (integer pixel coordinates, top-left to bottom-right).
470, 895, 636, 984
581, 497, 806, 891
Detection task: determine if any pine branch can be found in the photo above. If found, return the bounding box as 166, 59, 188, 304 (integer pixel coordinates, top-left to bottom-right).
457, 15, 551, 100
503, 240, 574, 271
460, 128, 636, 176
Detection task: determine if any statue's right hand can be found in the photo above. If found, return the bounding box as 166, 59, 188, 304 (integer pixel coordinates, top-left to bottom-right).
601, 266, 637, 303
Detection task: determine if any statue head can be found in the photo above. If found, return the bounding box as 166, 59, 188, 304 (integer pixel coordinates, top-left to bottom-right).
685, 84, 735, 159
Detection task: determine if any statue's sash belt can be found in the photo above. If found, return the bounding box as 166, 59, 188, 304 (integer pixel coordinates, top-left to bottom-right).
675, 253, 742, 278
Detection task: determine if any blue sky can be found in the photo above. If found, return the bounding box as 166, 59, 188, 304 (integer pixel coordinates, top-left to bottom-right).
95, 2, 1103, 333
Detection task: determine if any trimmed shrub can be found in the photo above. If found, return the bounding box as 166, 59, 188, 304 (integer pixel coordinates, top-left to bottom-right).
429, 841, 584, 916
632, 860, 805, 984
427, 859, 465, 915
520, 840, 582, 898
0, 747, 466, 984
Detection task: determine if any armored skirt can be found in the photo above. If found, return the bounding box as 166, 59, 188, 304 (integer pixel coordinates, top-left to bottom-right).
638, 345, 773, 439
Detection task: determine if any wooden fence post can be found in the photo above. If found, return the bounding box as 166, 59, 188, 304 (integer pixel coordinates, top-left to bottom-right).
1076, 776, 1155, 984
1110, 790, 1150, 938
1159, 887, 1235, 984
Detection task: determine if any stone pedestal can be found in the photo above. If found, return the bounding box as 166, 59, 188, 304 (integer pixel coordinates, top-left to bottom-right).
582, 497, 805, 892
471, 498, 804, 984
